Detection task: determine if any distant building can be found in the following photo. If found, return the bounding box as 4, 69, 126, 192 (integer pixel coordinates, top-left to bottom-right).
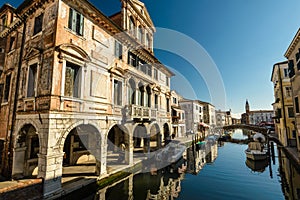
241, 100, 273, 125
170, 91, 186, 138
198, 101, 216, 131
179, 99, 206, 137
216, 110, 232, 127
284, 27, 300, 151
271, 61, 296, 147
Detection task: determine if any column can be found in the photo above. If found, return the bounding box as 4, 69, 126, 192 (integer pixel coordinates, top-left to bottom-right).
38, 152, 64, 197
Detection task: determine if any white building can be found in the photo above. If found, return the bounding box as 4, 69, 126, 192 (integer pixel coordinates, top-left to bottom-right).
170, 91, 186, 138
179, 99, 204, 137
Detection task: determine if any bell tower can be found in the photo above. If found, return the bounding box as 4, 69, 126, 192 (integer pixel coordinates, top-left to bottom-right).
245, 99, 250, 114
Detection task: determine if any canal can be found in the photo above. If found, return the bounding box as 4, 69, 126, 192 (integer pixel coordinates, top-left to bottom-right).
63, 129, 300, 200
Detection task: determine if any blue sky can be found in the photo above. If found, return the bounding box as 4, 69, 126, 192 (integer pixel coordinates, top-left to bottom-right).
7, 0, 300, 116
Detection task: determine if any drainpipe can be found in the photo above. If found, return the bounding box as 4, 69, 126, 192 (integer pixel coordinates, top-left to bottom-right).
277, 64, 289, 147
7, 19, 26, 179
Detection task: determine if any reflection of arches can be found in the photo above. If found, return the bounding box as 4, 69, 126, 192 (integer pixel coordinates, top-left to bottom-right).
128, 78, 136, 104
14, 124, 39, 178
149, 123, 161, 150
133, 124, 148, 152
63, 124, 100, 166
163, 123, 171, 145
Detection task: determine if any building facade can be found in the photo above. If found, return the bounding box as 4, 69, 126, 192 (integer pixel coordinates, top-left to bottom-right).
285, 28, 300, 151
0, 0, 174, 197
170, 90, 186, 138
179, 99, 204, 137
241, 100, 274, 125
216, 110, 232, 127
271, 61, 296, 147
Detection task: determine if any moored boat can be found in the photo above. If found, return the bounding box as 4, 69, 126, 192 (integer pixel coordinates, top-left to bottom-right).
245, 132, 268, 161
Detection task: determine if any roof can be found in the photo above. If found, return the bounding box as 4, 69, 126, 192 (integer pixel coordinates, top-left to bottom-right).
284, 28, 300, 58
270, 60, 288, 82
0, 3, 15, 13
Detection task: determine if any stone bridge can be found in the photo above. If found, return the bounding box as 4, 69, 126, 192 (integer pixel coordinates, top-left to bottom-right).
223, 124, 268, 135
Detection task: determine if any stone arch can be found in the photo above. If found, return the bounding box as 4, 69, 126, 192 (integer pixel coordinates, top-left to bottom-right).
58, 120, 102, 152
163, 123, 171, 145
133, 124, 148, 152
128, 78, 136, 105
149, 122, 162, 150
13, 123, 40, 178
62, 124, 101, 167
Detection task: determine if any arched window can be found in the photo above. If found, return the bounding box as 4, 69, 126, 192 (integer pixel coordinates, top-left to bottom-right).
138, 26, 143, 44
128, 79, 136, 104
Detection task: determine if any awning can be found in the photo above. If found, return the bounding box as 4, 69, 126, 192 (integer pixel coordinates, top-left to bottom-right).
172, 107, 184, 113
199, 122, 210, 128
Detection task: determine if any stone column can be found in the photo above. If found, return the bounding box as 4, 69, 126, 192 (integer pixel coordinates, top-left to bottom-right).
126, 132, 133, 165
38, 152, 64, 197
98, 137, 107, 176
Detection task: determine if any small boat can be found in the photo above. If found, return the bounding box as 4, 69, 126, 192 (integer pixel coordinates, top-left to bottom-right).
245, 132, 268, 160
245, 158, 268, 172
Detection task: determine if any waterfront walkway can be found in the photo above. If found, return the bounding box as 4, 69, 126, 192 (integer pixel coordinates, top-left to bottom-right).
0, 135, 194, 199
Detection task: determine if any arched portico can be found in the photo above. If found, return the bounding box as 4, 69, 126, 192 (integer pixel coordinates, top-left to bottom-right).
149, 123, 162, 150
12, 124, 39, 178
163, 123, 171, 146
62, 124, 101, 176
107, 124, 131, 167
133, 124, 149, 153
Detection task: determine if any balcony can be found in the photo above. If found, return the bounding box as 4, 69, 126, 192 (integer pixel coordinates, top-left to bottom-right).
129, 105, 157, 120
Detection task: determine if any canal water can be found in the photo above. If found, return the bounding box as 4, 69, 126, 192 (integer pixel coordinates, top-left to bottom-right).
64, 129, 300, 200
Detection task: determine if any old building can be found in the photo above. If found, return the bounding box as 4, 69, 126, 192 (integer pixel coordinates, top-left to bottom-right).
271, 61, 296, 147
241, 100, 273, 125
198, 101, 216, 133
216, 109, 232, 127
0, 3, 15, 173
170, 90, 186, 138
284, 28, 300, 151
0, 0, 173, 197
179, 99, 205, 137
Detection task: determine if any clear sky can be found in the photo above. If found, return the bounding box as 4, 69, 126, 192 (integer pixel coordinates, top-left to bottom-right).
6, 0, 300, 116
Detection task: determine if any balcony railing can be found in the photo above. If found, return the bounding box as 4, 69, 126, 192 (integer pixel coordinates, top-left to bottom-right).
130, 105, 157, 120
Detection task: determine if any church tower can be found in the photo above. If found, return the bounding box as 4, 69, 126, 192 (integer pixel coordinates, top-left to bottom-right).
245, 99, 250, 114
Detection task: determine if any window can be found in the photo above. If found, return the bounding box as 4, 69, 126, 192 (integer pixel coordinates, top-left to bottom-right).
114, 40, 122, 59
114, 80, 122, 105
295, 96, 299, 113
153, 69, 158, 80
286, 87, 292, 97
1, 15, 7, 31
33, 13, 43, 35
199, 107, 202, 113
154, 94, 158, 109
129, 16, 135, 35
284, 68, 289, 78
288, 107, 294, 118
27, 63, 38, 97
138, 27, 143, 43
146, 65, 152, 76
128, 52, 136, 67
3, 74, 11, 102
182, 113, 185, 119
288, 60, 295, 78
65, 62, 80, 97
173, 97, 177, 104
166, 98, 170, 112
166, 76, 169, 86
68, 8, 84, 36
9, 37, 15, 51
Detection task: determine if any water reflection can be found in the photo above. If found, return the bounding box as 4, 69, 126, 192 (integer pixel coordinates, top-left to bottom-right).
278, 148, 300, 200
68, 131, 300, 200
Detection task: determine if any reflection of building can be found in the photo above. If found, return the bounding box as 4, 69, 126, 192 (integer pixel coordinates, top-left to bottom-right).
271, 61, 296, 147
278, 149, 300, 200
186, 146, 206, 175
284, 28, 300, 151
171, 91, 186, 138
241, 100, 273, 125
0, 0, 174, 196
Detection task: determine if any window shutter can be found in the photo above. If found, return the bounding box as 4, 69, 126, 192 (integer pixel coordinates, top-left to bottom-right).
68, 8, 73, 30
79, 14, 84, 35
